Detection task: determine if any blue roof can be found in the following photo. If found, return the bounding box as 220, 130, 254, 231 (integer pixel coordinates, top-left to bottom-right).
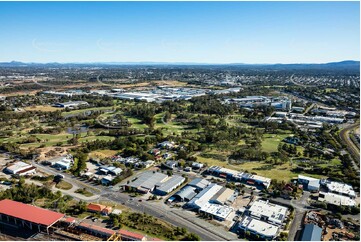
301, 224, 322, 241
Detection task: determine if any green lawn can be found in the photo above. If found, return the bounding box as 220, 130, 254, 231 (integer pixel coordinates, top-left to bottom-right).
261, 133, 292, 152
61, 106, 112, 117
75, 188, 94, 197
55, 181, 73, 190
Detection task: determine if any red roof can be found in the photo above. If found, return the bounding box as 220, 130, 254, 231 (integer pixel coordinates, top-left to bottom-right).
87, 203, 112, 213
120, 229, 145, 240
63, 217, 76, 223
87, 203, 105, 212
79, 222, 116, 236
0, 199, 64, 226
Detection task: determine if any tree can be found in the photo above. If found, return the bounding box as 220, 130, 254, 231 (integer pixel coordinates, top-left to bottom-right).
181, 233, 201, 241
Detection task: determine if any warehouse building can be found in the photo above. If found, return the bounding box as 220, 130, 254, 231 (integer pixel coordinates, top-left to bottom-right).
187, 183, 223, 210
199, 203, 234, 221
47, 155, 74, 170
298, 175, 320, 192
247, 200, 288, 226
301, 224, 323, 241
53, 101, 89, 108
321, 180, 356, 198
209, 187, 235, 205
172, 186, 198, 202
125, 171, 168, 193
318, 192, 356, 207
237, 216, 279, 240
4, 161, 36, 176
0, 199, 65, 233
187, 178, 210, 191
207, 166, 271, 188
154, 175, 185, 195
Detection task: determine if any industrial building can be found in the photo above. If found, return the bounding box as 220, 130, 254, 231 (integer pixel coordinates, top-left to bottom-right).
199, 203, 234, 221
301, 224, 323, 241
125, 171, 185, 195
318, 192, 356, 207
298, 175, 320, 192
186, 183, 235, 221
172, 186, 198, 202
247, 200, 288, 226
4, 161, 36, 176
53, 101, 89, 108
209, 187, 235, 205
76, 222, 146, 241
237, 216, 279, 240
46, 155, 73, 170
125, 171, 168, 193
321, 180, 356, 198
0, 199, 64, 233
207, 166, 271, 188
154, 175, 185, 195
187, 178, 210, 191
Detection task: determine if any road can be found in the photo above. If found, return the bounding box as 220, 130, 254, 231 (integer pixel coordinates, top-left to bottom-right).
339, 123, 360, 172
30, 161, 236, 241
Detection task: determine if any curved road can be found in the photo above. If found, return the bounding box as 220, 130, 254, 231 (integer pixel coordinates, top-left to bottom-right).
339, 123, 360, 172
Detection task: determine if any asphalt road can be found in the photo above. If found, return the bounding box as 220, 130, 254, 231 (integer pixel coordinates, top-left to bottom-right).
339, 123, 360, 172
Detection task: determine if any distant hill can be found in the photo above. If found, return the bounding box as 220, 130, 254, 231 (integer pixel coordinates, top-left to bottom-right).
0, 60, 359, 71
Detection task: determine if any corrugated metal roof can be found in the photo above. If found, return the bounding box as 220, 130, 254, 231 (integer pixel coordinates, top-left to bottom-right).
127, 171, 168, 190
210, 187, 234, 204
174, 186, 197, 201
0, 199, 64, 227
188, 178, 210, 190
301, 224, 322, 241
156, 175, 185, 193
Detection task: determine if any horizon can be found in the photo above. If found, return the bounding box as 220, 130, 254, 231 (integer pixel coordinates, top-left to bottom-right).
1, 59, 360, 65
0, 1, 359, 63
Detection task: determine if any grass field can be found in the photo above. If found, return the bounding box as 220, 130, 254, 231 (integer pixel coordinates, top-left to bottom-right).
154, 113, 197, 135
61, 106, 112, 117
89, 149, 118, 160
55, 181, 73, 190
24, 105, 61, 112
19, 133, 115, 149
196, 154, 327, 181
261, 133, 292, 152
75, 188, 94, 197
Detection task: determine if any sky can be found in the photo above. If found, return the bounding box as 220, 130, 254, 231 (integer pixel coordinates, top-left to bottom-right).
0, 1, 359, 64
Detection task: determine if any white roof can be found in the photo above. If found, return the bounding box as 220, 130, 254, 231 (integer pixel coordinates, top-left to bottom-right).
199, 203, 233, 220
325, 181, 356, 197
239, 216, 279, 238
298, 175, 319, 182
187, 183, 223, 209
6, 161, 33, 173
55, 161, 71, 168
102, 175, 114, 182
250, 174, 272, 187
248, 200, 288, 225
319, 192, 356, 206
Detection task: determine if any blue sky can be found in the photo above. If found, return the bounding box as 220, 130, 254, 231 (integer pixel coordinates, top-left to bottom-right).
0, 1, 359, 64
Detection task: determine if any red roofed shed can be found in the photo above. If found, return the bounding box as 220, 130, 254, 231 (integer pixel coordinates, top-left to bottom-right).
120, 229, 146, 241
0, 199, 64, 233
